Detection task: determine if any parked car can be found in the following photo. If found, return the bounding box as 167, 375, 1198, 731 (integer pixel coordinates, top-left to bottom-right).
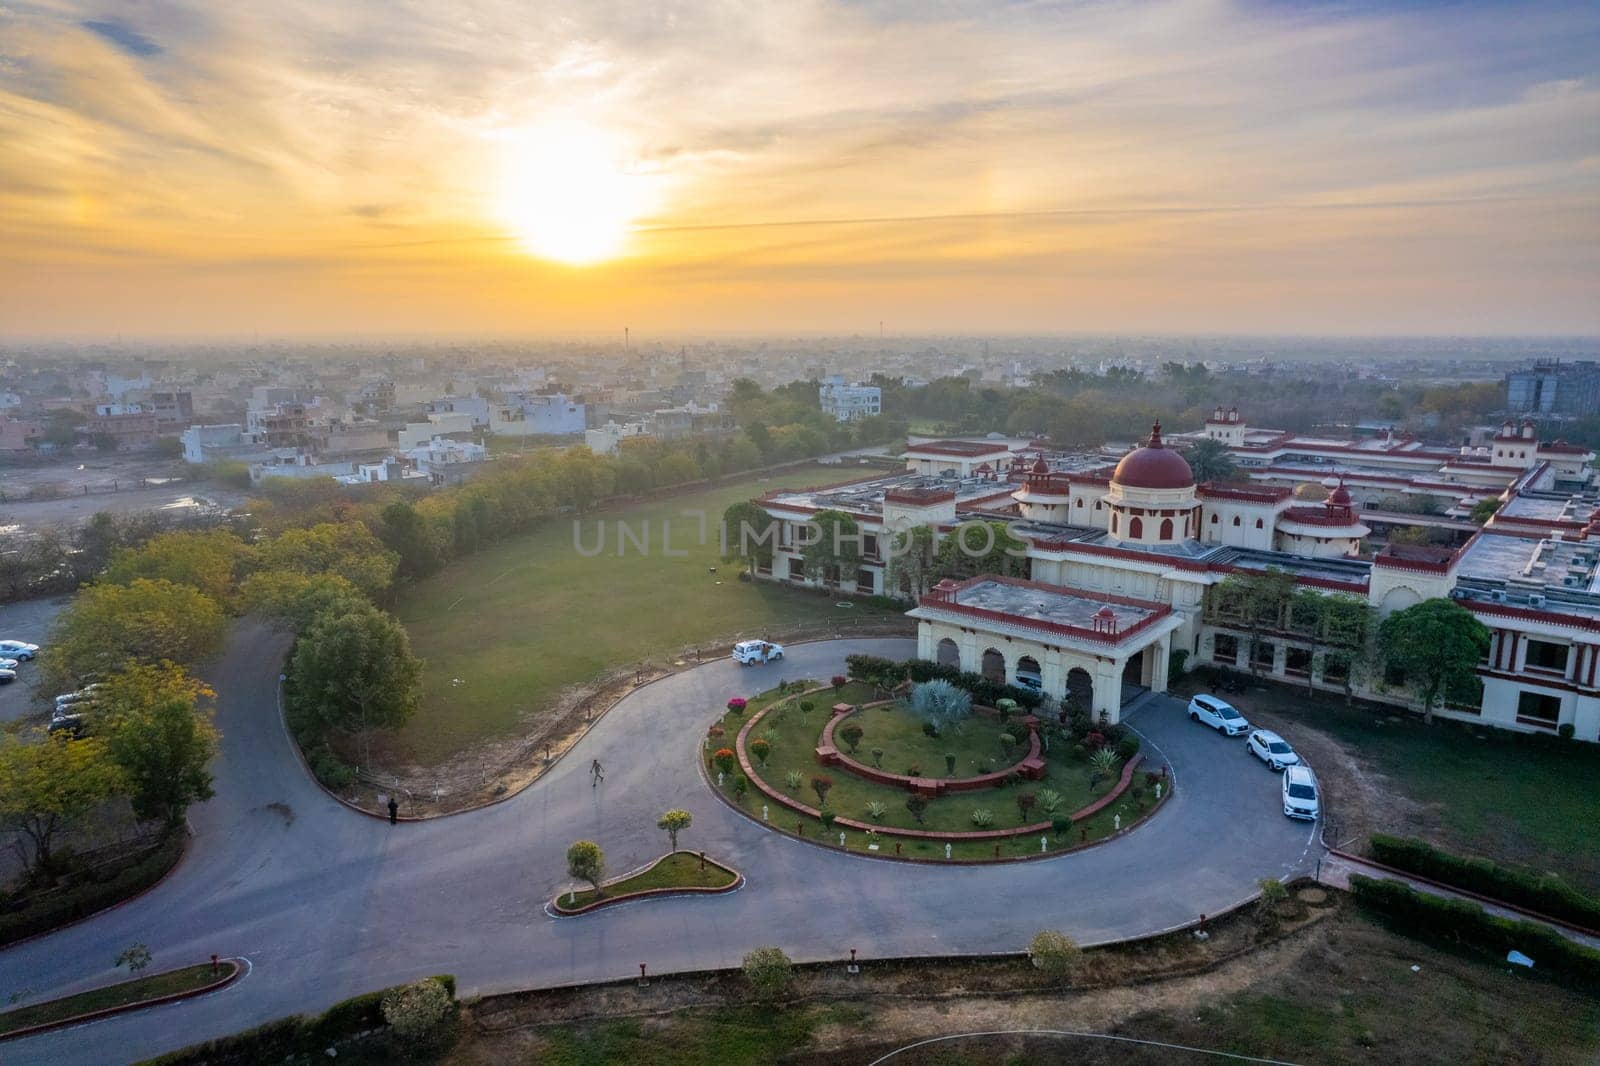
732, 640, 785, 665
1187, 694, 1250, 736
0, 640, 39, 660
0, 668, 15, 685
55, 684, 102, 710
1246, 729, 1301, 771
0, 658, 18, 671
47, 710, 85, 736
1282, 764, 1320, 821
1014, 671, 1043, 693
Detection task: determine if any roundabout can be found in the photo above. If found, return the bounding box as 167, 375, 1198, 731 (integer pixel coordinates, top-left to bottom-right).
0, 627, 1321, 1066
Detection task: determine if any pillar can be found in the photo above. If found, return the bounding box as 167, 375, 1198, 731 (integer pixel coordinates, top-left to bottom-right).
1148, 631, 1171, 693
917, 621, 934, 662
1092, 658, 1122, 724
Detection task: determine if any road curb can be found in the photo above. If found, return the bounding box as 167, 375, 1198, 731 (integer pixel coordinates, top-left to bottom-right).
548, 852, 745, 916
0, 958, 243, 1042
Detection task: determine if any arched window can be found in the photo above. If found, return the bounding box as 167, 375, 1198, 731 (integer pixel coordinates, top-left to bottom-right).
1094, 500, 1102, 510
1255, 518, 1264, 529
1129, 516, 1143, 538
1160, 518, 1173, 539
1210, 513, 1219, 524
1110, 512, 1118, 534
1076, 498, 1084, 508
1232, 515, 1241, 527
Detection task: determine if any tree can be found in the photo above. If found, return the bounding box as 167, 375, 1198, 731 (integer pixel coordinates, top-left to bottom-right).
1185, 437, 1238, 484
1256, 877, 1289, 932
749, 737, 770, 765
104, 529, 250, 604
903, 679, 972, 733
104, 696, 218, 831
1470, 497, 1501, 525
721, 501, 777, 576
810, 774, 833, 807
838, 722, 864, 753
932, 520, 1028, 581
0, 731, 124, 875
284, 603, 424, 742
117, 943, 153, 975
379, 500, 446, 582
1215, 569, 1296, 676
657, 808, 692, 852
566, 840, 605, 894
905, 794, 929, 824
885, 524, 938, 599
742, 946, 793, 1000
239, 570, 369, 629
381, 977, 455, 1045
800, 509, 862, 584
44, 578, 228, 691
1378, 599, 1491, 723
255, 521, 399, 598
1028, 930, 1081, 979
93, 661, 215, 728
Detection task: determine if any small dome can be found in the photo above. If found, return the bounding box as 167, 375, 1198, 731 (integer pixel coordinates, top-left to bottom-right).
1093, 605, 1117, 621
1031, 455, 1050, 474
1111, 421, 1194, 490
1294, 482, 1329, 501
1327, 482, 1353, 507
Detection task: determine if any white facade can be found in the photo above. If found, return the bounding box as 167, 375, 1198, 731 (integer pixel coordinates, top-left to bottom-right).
819, 378, 882, 422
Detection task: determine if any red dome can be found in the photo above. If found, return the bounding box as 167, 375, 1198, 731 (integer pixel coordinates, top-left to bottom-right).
1031, 455, 1050, 474
1112, 421, 1194, 490
1327, 482, 1353, 507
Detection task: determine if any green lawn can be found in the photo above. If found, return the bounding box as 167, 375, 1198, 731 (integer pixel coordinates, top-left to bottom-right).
559, 851, 737, 909
0, 963, 227, 1035
391, 463, 899, 763
709, 684, 1161, 859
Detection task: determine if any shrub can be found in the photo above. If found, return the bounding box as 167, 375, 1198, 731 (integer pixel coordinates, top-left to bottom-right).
1349, 875, 1600, 987
870, 747, 884, 768
1050, 815, 1073, 837
845, 653, 899, 687
903, 679, 973, 732
1071, 743, 1087, 761
839, 723, 865, 753
905, 795, 929, 824
1558, 722, 1575, 739
866, 800, 887, 822
1088, 747, 1120, 786
1016, 792, 1037, 820
1368, 835, 1600, 929
1028, 930, 1081, 979
1037, 789, 1064, 815
945, 752, 957, 775
800, 700, 816, 713
0, 832, 185, 948
1256, 877, 1289, 932
727, 697, 748, 714
1116, 735, 1141, 760
999, 732, 1017, 759
743, 946, 794, 1000
308, 746, 355, 791
749, 738, 771, 765
713, 748, 737, 776
707, 724, 725, 740
831, 675, 848, 691
785, 770, 802, 790
732, 774, 748, 799
381, 977, 455, 1045
970, 808, 994, 827
810, 774, 833, 806
819, 810, 836, 830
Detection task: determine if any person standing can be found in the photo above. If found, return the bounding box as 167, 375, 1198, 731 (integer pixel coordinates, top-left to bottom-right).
590, 759, 604, 787
387, 795, 399, 825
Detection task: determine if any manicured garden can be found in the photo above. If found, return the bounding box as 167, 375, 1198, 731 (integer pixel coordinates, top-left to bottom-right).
555, 851, 740, 912
389, 463, 901, 764
703, 673, 1167, 861
0, 960, 235, 1037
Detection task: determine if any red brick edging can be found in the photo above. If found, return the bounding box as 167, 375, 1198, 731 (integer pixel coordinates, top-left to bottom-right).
728, 687, 1160, 847
549, 852, 744, 916
0, 959, 243, 1042
817, 703, 1046, 793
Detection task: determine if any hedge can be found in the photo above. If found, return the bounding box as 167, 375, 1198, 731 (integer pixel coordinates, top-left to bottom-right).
844, 654, 1043, 710
1368, 835, 1600, 931
1349, 875, 1600, 987
138, 975, 457, 1065
0, 832, 186, 947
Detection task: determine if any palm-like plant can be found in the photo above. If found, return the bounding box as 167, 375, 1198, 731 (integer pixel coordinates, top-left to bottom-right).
1088, 747, 1120, 788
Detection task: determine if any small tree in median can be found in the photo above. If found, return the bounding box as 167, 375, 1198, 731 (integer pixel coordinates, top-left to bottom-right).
713, 748, 737, 777
905, 795, 929, 825
839, 722, 864, 753
1256, 877, 1289, 933
810, 774, 833, 807
742, 946, 793, 1000
1028, 929, 1081, 980
749, 738, 771, 766
1016, 792, 1037, 821
657, 809, 692, 852
566, 840, 605, 897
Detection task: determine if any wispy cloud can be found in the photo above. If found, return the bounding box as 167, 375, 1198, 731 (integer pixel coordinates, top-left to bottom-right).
0, 0, 1596, 335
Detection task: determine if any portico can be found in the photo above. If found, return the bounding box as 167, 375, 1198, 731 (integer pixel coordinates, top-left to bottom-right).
908, 575, 1184, 723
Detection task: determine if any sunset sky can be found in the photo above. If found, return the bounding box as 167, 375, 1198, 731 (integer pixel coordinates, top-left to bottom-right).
1, 1, 1597, 338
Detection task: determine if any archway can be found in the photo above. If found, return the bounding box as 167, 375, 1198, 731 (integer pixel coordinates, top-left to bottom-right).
1016, 655, 1041, 688
981, 648, 1006, 683
1065, 667, 1093, 716
936, 637, 960, 668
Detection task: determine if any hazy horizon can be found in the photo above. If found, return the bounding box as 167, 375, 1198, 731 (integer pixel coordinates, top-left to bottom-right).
3, 0, 1598, 338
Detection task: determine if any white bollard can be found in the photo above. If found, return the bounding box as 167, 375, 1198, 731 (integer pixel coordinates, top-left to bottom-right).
839, 831, 846, 847
945, 843, 952, 859
1114, 813, 1121, 832
1041, 835, 1047, 853
717, 771, 724, 787
762, 804, 769, 822
1155, 782, 1162, 800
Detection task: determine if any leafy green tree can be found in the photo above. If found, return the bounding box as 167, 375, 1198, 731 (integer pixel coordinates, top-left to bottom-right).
932, 520, 1028, 581
381, 978, 455, 1046
379, 500, 446, 582
721, 501, 777, 576
1378, 599, 1491, 723
104, 529, 250, 603
566, 840, 605, 893
239, 570, 369, 629
1470, 497, 1501, 524
1185, 437, 1238, 483
657, 809, 692, 852
742, 946, 793, 1000
885, 524, 938, 598
255, 521, 399, 598
284, 603, 423, 740
44, 578, 227, 691
93, 661, 215, 727
104, 696, 218, 831
800, 509, 862, 582
0, 731, 124, 874
1215, 569, 1297, 675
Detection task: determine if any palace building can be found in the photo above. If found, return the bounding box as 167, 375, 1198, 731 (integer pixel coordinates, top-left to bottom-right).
750, 411, 1600, 741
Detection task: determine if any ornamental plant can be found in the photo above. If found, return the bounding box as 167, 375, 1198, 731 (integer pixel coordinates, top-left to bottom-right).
785, 770, 802, 790
1016, 792, 1037, 820
1038, 789, 1064, 815
865, 800, 887, 822
1088, 747, 1119, 789
742, 946, 793, 1001
870, 747, 884, 768
381, 977, 455, 1045
945, 752, 956, 775
1028, 930, 1081, 979
750, 738, 771, 766
839, 723, 864, 753
727, 697, 748, 714
905, 795, 929, 825
903, 678, 972, 733
819, 810, 836, 830
707, 724, 725, 740
732, 774, 749, 799
713, 748, 737, 776
999, 733, 1017, 759
810, 774, 833, 806
970, 808, 994, 827
799, 700, 815, 714
1085, 730, 1107, 750
831, 675, 848, 691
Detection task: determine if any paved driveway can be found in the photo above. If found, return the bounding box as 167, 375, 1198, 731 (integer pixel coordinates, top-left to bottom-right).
0, 595, 67, 724
1, 626, 1319, 1065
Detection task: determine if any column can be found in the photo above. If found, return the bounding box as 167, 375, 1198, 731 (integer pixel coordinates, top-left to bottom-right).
1148, 632, 1171, 693
1093, 658, 1123, 724
916, 621, 934, 662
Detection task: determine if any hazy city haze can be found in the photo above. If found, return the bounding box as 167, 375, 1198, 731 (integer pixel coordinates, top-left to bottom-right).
1, 0, 1597, 337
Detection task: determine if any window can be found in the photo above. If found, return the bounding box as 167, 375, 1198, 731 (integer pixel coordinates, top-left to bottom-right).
1076, 498, 1084, 508
787, 557, 805, 580
1285, 647, 1312, 676
856, 568, 875, 592
1160, 518, 1173, 539
1255, 518, 1264, 529
1129, 516, 1143, 538
862, 534, 879, 560
1094, 499, 1102, 510
1233, 515, 1241, 526
1516, 691, 1561, 726
1210, 513, 1218, 524
1111, 513, 1119, 534
1524, 640, 1569, 674
1212, 633, 1238, 664
1252, 640, 1275, 671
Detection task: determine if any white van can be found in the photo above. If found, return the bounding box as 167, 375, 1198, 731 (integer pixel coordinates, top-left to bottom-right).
1282, 765, 1320, 821
1187, 694, 1250, 736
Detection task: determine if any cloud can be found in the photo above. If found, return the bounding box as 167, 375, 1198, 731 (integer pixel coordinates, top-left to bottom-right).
80, 18, 160, 57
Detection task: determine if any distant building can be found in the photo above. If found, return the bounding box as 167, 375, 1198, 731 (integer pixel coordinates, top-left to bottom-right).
182, 423, 272, 465
0, 413, 43, 452
147, 390, 194, 434
1506, 361, 1600, 416
489, 392, 588, 437
585, 421, 649, 455
405, 436, 488, 486
82, 403, 158, 450
819, 377, 882, 422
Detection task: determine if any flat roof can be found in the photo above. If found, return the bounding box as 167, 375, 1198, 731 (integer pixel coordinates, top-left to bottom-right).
948, 578, 1157, 631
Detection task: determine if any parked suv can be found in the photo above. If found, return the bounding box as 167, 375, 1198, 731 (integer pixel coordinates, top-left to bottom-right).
1187, 694, 1250, 736
1246, 729, 1301, 771
732, 640, 785, 665
1282, 765, 1320, 820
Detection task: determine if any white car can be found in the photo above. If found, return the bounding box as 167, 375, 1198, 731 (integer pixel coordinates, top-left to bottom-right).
55, 685, 102, 709
1014, 671, 1043, 694
0, 640, 39, 661
0, 668, 15, 685
1282, 764, 1320, 821
732, 640, 785, 665
1187, 694, 1250, 736
1247, 729, 1301, 771
0, 658, 18, 671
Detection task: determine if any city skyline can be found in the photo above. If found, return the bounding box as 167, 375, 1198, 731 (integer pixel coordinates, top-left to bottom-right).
2, 0, 1598, 338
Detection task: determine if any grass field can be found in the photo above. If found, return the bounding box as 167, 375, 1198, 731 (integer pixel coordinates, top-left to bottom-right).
559, 851, 737, 908
391, 462, 900, 764
0, 963, 227, 1035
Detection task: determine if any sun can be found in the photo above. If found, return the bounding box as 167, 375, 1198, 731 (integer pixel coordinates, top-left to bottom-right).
495, 121, 654, 265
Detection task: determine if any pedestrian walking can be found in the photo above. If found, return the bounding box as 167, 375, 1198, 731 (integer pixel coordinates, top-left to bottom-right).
591, 759, 604, 786
387, 796, 399, 825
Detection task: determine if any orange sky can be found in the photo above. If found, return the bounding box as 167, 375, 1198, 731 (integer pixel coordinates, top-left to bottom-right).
1, 1, 1597, 337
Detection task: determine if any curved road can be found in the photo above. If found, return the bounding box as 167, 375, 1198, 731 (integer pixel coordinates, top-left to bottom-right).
3, 625, 1318, 1064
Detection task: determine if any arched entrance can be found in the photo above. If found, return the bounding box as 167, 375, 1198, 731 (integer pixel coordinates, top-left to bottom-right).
1016, 655, 1041, 688
936, 638, 960, 668
981, 648, 1006, 683
1065, 667, 1093, 715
